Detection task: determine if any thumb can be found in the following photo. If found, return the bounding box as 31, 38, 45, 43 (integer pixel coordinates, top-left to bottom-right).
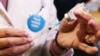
78, 42, 98, 54
59, 18, 77, 32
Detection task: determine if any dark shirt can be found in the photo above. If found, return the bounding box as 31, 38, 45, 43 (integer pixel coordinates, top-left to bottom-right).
54, 0, 82, 20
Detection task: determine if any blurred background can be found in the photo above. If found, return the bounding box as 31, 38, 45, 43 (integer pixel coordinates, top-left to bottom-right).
86, 0, 100, 11
86, 0, 100, 23
86, 0, 100, 56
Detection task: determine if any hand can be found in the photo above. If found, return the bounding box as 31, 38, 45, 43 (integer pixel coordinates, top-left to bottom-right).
75, 9, 100, 43
57, 9, 100, 54
0, 28, 33, 56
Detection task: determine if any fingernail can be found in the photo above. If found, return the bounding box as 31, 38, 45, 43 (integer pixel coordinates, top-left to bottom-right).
74, 10, 81, 14
24, 32, 29, 37
30, 42, 34, 46
28, 37, 32, 42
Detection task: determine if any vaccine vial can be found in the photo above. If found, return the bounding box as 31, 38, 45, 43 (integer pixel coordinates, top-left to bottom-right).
64, 3, 89, 21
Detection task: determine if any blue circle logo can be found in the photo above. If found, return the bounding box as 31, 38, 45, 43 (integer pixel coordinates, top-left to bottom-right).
27, 14, 45, 32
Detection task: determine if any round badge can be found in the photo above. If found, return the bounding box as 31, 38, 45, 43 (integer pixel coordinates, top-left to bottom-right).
27, 14, 45, 32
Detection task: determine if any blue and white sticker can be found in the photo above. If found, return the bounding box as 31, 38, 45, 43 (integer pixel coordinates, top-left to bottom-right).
27, 14, 45, 32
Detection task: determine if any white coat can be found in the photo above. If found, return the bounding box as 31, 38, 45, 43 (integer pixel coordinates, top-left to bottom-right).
0, 0, 73, 56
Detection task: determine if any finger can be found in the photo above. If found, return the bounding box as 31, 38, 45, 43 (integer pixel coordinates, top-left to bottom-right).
74, 9, 99, 34
0, 43, 33, 56
85, 31, 100, 43
85, 35, 98, 43
0, 28, 29, 37
59, 18, 77, 32
74, 9, 94, 24
76, 23, 87, 41
96, 30, 100, 40
78, 42, 98, 54
77, 29, 87, 41
87, 19, 100, 34
0, 37, 32, 49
